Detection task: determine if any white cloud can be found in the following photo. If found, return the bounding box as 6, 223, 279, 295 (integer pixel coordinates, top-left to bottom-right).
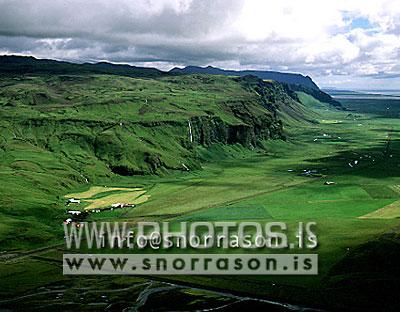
0, 0, 399, 88
236, 0, 345, 41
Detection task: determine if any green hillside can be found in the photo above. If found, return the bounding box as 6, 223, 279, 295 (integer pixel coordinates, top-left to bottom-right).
0, 71, 318, 249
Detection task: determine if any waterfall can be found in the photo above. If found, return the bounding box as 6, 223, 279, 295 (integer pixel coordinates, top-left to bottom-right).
188, 120, 193, 143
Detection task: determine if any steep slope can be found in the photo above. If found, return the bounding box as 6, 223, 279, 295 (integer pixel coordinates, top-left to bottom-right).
170, 66, 341, 108
234, 75, 318, 124
0, 74, 287, 174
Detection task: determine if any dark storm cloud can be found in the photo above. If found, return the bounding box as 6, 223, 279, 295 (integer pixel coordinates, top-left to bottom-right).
0, 0, 242, 40
0, 0, 246, 66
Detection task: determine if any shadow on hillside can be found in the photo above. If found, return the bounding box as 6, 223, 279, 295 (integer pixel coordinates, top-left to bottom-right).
195, 138, 400, 182
165, 179, 264, 189
301, 138, 400, 179
322, 232, 400, 311
372, 128, 400, 133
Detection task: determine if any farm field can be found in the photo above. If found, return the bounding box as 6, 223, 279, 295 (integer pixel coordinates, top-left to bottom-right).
360, 199, 400, 219
64, 186, 149, 210
65, 186, 143, 199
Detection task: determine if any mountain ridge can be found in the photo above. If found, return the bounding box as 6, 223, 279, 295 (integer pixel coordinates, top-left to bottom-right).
0, 55, 166, 78
0, 55, 341, 108
170, 65, 319, 90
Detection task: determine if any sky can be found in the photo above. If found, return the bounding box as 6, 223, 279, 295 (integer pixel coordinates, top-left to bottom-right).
0, 0, 399, 90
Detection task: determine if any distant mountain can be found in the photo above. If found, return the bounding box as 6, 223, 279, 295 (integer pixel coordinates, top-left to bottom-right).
322, 88, 362, 94
0, 55, 165, 78
170, 65, 319, 90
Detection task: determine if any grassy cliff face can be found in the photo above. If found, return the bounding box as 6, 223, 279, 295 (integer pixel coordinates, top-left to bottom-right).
0, 73, 309, 248
0, 74, 289, 174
